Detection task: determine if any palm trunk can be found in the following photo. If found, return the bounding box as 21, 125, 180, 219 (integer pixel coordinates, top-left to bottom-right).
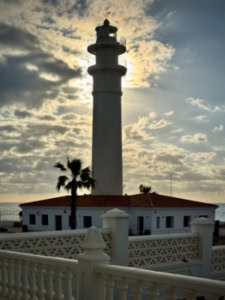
70, 186, 77, 229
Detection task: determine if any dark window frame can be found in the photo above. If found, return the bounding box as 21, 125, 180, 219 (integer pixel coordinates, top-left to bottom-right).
42, 214, 49, 226
156, 216, 160, 229
83, 216, 92, 228
166, 216, 174, 228
183, 216, 191, 227
29, 214, 36, 225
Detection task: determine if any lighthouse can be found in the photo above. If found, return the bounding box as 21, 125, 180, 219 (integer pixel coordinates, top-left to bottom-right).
88, 19, 127, 195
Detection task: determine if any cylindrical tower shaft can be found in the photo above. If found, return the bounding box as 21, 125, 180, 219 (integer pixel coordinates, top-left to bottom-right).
88, 19, 127, 195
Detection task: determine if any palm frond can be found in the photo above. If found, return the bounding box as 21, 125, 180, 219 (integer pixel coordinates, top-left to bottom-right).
54, 162, 67, 171
56, 175, 69, 191
77, 180, 84, 189
67, 158, 82, 177
80, 167, 91, 181
65, 181, 73, 192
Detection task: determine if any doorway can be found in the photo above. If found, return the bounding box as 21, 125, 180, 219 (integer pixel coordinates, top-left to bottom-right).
137, 216, 144, 235
55, 215, 62, 230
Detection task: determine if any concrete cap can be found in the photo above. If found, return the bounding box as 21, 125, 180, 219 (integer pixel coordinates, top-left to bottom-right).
191, 217, 214, 225
81, 226, 106, 249
101, 208, 129, 219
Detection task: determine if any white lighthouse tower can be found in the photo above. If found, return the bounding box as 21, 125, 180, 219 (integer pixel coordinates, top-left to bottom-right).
88, 19, 127, 195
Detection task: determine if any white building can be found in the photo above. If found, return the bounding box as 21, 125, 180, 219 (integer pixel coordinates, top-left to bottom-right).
20, 193, 217, 234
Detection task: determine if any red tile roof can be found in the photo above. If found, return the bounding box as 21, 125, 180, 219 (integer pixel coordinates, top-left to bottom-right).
20, 193, 218, 209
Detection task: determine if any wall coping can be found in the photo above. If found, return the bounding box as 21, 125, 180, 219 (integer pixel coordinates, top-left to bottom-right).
0, 227, 111, 241
129, 232, 198, 242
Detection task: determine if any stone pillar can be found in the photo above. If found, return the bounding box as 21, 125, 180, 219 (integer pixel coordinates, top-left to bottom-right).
102, 208, 129, 266
77, 226, 110, 300
191, 217, 214, 278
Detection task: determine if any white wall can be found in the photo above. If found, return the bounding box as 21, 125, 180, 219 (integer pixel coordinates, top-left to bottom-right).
22, 206, 215, 234
150, 207, 215, 235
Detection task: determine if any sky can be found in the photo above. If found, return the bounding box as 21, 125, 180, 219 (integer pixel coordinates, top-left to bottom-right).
0, 0, 225, 204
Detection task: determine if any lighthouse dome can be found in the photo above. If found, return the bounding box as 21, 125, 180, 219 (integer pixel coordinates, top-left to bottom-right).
103, 18, 110, 26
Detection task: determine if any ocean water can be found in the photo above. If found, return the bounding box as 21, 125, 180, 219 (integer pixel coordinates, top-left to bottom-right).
0, 202, 225, 222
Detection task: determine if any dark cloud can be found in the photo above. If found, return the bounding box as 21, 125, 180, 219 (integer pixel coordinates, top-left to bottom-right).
0, 125, 16, 132
41, 0, 59, 5
14, 139, 46, 153
38, 115, 56, 121
0, 23, 82, 109
0, 23, 39, 50
25, 123, 69, 137
14, 109, 33, 118
155, 153, 185, 165
62, 46, 80, 55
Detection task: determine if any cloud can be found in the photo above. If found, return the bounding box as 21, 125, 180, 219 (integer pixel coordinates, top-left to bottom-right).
180, 133, 208, 143
190, 152, 216, 162
0, 23, 81, 109
187, 97, 221, 112
14, 110, 33, 118
164, 110, 174, 117
149, 119, 172, 129
212, 124, 224, 132
127, 40, 175, 87
193, 115, 208, 122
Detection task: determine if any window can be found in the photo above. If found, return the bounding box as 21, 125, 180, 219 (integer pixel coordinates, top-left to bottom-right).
156, 217, 160, 229
83, 216, 92, 228
42, 214, 48, 225
183, 216, 191, 227
29, 214, 36, 225
166, 216, 174, 228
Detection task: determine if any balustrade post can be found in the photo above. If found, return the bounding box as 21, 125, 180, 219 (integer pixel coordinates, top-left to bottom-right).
102, 208, 129, 266
77, 226, 110, 300
191, 217, 214, 278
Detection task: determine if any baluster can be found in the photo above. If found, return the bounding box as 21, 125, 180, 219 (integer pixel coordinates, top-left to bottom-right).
96, 273, 105, 300
181, 289, 198, 300
131, 280, 143, 300
63, 269, 74, 300
8, 258, 15, 298
22, 261, 30, 300
46, 268, 55, 300
105, 275, 115, 300
54, 268, 64, 300
29, 263, 38, 300
164, 285, 177, 300
146, 283, 159, 300
36, 265, 46, 300
2, 258, 9, 296
117, 279, 128, 300
14, 260, 22, 300
205, 293, 221, 300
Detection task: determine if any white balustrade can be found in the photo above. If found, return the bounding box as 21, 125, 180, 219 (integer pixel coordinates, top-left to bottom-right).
94, 263, 225, 299
0, 227, 111, 259
0, 250, 78, 300
212, 245, 225, 274
128, 232, 200, 268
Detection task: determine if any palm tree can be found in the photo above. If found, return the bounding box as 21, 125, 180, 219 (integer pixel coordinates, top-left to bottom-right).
139, 184, 152, 194
55, 158, 95, 229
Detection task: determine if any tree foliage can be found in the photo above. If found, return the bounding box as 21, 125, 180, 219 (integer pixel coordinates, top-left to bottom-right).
55, 158, 95, 229
139, 184, 152, 194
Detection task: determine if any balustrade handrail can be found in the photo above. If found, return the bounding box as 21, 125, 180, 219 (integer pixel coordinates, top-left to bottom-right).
212, 244, 225, 250
129, 231, 198, 242
0, 249, 78, 269
94, 264, 225, 295
0, 227, 111, 241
